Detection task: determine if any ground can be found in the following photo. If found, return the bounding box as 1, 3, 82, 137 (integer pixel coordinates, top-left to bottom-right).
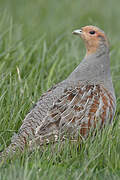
0, 0, 120, 179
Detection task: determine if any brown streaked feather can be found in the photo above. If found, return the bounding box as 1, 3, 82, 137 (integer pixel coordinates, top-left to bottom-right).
30, 84, 115, 147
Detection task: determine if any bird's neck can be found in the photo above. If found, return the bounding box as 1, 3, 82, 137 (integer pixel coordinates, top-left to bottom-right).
86, 41, 109, 58
68, 50, 111, 87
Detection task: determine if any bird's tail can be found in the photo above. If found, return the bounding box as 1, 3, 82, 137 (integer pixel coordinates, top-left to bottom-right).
0, 133, 26, 162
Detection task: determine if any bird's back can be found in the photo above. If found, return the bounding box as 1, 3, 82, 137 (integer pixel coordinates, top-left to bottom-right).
1, 79, 116, 157
2, 80, 68, 155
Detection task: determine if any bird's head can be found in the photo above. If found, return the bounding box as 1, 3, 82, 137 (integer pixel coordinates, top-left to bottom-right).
72, 25, 109, 56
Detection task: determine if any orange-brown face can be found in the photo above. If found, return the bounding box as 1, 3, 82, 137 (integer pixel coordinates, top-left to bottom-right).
72, 25, 109, 56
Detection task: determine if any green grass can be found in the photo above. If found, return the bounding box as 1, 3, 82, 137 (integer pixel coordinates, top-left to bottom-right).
0, 0, 120, 179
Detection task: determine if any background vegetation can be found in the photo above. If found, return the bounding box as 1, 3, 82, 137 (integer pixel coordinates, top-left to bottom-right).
0, 0, 120, 179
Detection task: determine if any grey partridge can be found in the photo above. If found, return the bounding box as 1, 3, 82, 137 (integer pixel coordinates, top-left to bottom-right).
0, 25, 116, 158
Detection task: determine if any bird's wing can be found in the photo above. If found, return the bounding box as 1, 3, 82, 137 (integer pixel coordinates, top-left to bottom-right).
30, 84, 115, 146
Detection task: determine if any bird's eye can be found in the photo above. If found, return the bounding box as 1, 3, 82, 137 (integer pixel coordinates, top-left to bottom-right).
89, 30, 95, 35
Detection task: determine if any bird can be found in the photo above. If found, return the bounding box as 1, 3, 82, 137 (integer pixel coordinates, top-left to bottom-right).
0, 25, 116, 159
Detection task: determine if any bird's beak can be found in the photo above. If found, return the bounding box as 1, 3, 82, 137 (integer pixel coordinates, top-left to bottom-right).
72, 29, 82, 35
